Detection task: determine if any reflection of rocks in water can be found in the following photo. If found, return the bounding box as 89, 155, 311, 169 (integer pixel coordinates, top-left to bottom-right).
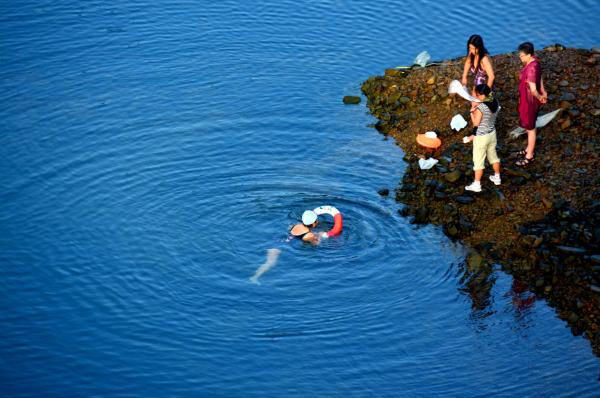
458, 253, 496, 317
361, 45, 600, 354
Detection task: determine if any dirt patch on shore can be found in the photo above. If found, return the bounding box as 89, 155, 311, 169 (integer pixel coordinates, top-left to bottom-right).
361, 46, 600, 354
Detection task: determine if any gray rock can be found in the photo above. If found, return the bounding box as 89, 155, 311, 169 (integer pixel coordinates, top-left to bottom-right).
560, 92, 576, 101
590, 285, 600, 293
378, 188, 389, 196
559, 80, 569, 87
455, 195, 474, 204
591, 109, 600, 117
556, 245, 586, 255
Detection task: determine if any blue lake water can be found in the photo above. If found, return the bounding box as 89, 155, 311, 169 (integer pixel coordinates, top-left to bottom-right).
1, 1, 599, 396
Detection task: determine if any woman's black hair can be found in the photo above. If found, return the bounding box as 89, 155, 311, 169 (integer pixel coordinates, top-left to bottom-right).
475, 83, 498, 113
467, 35, 489, 71
518, 42, 535, 55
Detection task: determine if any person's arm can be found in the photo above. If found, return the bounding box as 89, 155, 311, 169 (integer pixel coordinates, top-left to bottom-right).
470, 107, 482, 126
481, 55, 495, 88
461, 57, 471, 86
539, 77, 547, 103
527, 81, 547, 104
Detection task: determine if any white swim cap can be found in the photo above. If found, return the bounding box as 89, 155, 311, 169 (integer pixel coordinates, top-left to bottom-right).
302, 210, 317, 225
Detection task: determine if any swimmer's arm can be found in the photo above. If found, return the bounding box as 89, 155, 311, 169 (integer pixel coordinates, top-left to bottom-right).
302, 232, 320, 245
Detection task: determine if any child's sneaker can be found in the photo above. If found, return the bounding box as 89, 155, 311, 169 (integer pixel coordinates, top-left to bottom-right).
489, 175, 501, 185
465, 182, 482, 192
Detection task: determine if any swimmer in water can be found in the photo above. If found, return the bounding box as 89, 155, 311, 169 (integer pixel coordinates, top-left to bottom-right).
289, 210, 322, 245
250, 210, 324, 284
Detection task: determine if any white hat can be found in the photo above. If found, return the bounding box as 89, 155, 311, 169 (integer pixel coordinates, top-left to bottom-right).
302, 210, 317, 225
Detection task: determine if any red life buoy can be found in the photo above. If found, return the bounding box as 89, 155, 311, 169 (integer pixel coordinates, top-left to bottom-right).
313, 206, 343, 238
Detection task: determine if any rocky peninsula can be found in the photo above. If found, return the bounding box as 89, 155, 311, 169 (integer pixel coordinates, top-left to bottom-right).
361, 46, 600, 354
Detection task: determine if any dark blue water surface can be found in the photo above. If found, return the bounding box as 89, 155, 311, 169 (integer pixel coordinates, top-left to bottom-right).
1, 1, 599, 396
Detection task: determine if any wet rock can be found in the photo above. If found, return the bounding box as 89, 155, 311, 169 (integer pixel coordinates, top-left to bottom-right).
398, 207, 410, 217
343, 95, 361, 104
467, 252, 484, 269
591, 109, 600, 117
412, 206, 429, 224
378, 188, 390, 197
590, 285, 600, 293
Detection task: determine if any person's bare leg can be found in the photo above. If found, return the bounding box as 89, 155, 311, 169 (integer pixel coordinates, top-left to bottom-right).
492, 162, 500, 174
526, 128, 536, 159
474, 169, 483, 182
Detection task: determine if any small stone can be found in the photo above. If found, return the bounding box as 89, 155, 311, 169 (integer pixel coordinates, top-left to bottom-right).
504, 167, 532, 180
343, 95, 361, 104
444, 170, 462, 183
561, 118, 571, 130
427, 76, 436, 85
444, 98, 452, 106
378, 188, 389, 197
590, 285, 600, 293
580, 84, 590, 90
591, 109, 600, 117
560, 92, 576, 101
512, 176, 526, 186
535, 278, 545, 287
590, 255, 600, 264
400, 96, 411, 104
435, 191, 447, 200
446, 224, 459, 237
556, 246, 586, 255
559, 100, 572, 109
455, 195, 474, 204
559, 80, 569, 87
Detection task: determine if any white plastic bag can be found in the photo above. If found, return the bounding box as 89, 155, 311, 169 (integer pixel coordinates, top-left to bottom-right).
450, 114, 468, 131
448, 80, 481, 102
418, 157, 439, 170
508, 109, 561, 138
413, 51, 431, 67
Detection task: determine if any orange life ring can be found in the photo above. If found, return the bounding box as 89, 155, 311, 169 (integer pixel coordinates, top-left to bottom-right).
313, 206, 343, 238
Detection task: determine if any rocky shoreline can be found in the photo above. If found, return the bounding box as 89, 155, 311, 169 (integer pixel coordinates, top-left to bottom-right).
360, 46, 600, 354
